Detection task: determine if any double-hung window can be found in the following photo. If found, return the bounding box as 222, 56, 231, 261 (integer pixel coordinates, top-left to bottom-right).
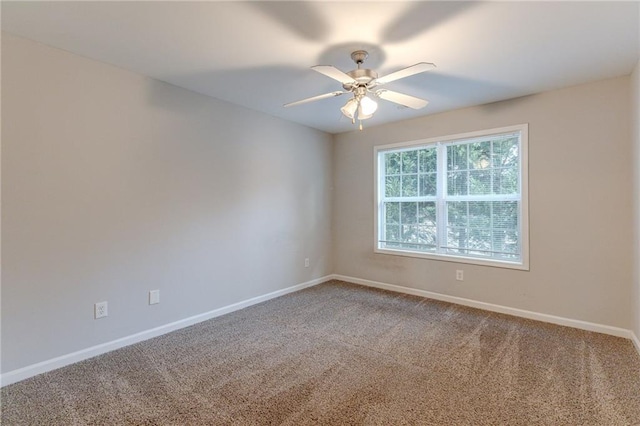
375, 124, 528, 270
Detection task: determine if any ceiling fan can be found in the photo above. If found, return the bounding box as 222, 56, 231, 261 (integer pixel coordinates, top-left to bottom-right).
284, 50, 435, 129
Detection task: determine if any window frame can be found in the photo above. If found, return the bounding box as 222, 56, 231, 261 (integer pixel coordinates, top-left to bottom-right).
374, 124, 529, 270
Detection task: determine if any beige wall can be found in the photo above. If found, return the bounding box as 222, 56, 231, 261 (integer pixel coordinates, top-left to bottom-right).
633, 60, 640, 339
333, 76, 633, 329
1, 33, 333, 373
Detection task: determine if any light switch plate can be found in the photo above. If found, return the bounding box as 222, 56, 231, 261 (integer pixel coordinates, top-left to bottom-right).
149, 290, 160, 305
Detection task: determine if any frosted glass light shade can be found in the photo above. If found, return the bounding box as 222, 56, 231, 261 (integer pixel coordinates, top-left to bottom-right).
340, 98, 358, 119
357, 106, 373, 120
360, 96, 378, 116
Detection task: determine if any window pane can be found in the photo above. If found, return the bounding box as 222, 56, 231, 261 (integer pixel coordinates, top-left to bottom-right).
447, 202, 467, 227
418, 202, 436, 225
469, 170, 491, 195
385, 152, 401, 175
469, 201, 491, 228
402, 150, 418, 173
493, 230, 519, 256
447, 227, 468, 253
447, 144, 468, 171
493, 167, 518, 194
468, 229, 492, 253
493, 201, 518, 229
385, 202, 400, 224
469, 141, 491, 170
419, 148, 437, 172
442, 138, 521, 260
447, 171, 468, 196
493, 138, 519, 168
419, 173, 437, 196
444, 200, 519, 259
400, 202, 417, 224
385, 176, 401, 197
385, 224, 400, 242
418, 225, 437, 248
402, 224, 418, 243
402, 174, 418, 197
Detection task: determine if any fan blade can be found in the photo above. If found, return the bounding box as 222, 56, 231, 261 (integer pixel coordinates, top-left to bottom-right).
376, 89, 429, 109
311, 65, 357, 85
375, 62, 436, 85
283, 91, 347, 108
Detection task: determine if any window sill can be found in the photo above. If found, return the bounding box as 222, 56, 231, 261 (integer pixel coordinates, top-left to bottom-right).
374, 247, 529, 271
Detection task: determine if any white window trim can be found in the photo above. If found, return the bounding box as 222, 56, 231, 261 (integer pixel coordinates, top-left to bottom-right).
373, 124, 529, 271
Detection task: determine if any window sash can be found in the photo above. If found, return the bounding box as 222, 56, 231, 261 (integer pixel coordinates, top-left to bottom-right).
379, 200, 521, 259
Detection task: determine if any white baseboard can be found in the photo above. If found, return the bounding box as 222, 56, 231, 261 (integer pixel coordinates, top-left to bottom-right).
1, 275, 332, 387
331, 274, 635, 340
4, 274, 637, 387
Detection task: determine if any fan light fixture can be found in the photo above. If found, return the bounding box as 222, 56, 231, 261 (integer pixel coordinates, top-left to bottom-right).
359, 96, 378, 116
284, 50, 435, 131
340, 95, 378, 125
340, 84, 379, 129
340, 98, 358, 119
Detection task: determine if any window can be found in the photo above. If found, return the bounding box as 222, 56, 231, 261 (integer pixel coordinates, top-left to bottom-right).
375, 124, 528, 270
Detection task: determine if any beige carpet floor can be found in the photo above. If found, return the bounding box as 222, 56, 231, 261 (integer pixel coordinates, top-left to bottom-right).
2, 280, 640, 425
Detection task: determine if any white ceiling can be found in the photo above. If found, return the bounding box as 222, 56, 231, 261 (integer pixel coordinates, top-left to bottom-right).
2, 1, 639, 134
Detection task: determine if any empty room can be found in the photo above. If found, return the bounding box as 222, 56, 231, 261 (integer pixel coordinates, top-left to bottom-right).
2, 1, 640, 425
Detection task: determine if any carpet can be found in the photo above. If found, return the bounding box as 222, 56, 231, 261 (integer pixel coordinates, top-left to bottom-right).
2, 280, 640, 425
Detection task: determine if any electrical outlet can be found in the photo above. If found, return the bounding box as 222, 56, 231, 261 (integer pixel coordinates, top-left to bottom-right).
456, 270, 464, 281
304, 258, 310, 268
94, 301, 108, 319
149, 290, 160, 305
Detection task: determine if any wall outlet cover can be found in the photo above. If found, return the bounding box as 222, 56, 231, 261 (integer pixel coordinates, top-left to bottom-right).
94, 301, 108, 319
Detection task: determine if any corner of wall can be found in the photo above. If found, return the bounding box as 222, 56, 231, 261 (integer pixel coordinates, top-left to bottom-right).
632, 57, 640, 344
329, 132, 339, 276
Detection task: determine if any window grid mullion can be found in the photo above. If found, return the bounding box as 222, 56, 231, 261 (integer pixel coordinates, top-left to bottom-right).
490, 200, 494, 255
445, 194, 520, 202
466, 144, 471, 196
465, 200, 470, 256
417, 149, 422, 197
437, 142, 447, 254
382, 196, 437, 203
490, 141, 494, 196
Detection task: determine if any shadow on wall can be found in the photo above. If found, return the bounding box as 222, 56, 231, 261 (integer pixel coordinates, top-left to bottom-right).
476, 92, 537, 114
142, 77, 213, 115
145, 65, 322, 115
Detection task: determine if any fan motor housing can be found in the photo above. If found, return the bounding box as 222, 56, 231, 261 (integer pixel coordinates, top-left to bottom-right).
343, 68, 378, 90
